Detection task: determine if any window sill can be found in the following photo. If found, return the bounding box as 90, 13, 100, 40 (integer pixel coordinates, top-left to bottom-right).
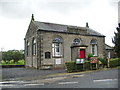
32, 55, 36, 56
93, 55, 98, 57
45, 58, 51, 59
52, 56, 63, 58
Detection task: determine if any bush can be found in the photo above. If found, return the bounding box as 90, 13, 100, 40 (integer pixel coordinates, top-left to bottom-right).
65, 61, 76, 73
17, 60, 25, 65
88, 54, 93, 61
98, 57, 107, 66
1, 60, 6, 64
9, 60, 14, 64
5, 60, 9, 64
0, 60, 25, 65
84, 61, 91, 70
65, 61, 91, 73
109, 58, 120, 67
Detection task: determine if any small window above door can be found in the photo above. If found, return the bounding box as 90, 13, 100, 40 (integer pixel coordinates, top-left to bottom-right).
73, 38, 81, 45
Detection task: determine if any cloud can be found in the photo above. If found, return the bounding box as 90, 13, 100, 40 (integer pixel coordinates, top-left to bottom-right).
34, 0, 92, 14
0, 0, 118, 50
0, 0, 33, 19
0, 0, 93, 19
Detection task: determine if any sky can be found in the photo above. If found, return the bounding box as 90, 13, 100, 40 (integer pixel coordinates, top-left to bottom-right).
0, 0, 119, 51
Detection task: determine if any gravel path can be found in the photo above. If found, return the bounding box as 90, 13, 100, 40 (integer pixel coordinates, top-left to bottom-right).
2, 68, 65, 81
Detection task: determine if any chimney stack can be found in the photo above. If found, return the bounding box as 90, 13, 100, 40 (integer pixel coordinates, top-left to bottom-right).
31, 14, 34, 21
86, 22, 89, 28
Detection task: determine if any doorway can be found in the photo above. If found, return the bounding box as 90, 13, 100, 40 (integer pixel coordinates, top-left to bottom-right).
80, 49, 85, 59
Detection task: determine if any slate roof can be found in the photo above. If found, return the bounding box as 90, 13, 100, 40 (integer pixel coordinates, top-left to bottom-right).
105, 44, 114, 50
34, 21, 67, 32
32, 21, 105, 37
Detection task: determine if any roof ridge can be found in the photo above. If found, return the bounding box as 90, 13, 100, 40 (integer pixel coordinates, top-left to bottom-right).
33, 20, 105, 37
34, 21, 96, 30
34, 21, 67, 26
34, 21, 87, 29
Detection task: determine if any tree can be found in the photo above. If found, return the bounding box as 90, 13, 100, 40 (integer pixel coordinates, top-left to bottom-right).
112, 23, 120, 58
2, 50, 25, 61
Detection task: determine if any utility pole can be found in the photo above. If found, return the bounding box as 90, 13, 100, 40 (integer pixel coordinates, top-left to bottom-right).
0, 48, 2, 63
0, 48, 4, 84
0, 48, 4, 63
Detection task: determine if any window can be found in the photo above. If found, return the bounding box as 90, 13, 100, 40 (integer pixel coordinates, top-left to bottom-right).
73, 38, 81, 45
90, 39, 98, 56
52, 37, 62, 57
45, 52, 51, 59
27, 41, 30, 56
32, 38, 36, 55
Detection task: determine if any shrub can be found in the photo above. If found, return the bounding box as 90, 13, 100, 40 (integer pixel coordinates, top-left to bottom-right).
65, 61, 91, 73
109, 58, 120, 67
17, 60, 25, 65
84, 61, 91, 70
76, 64, 84, 71
88, 54, 93, 61
65, 61, 76, 73
5, 60, 9, 64
0, 59, 25, 65
98, 57, 107, 66
9, 60, 14, 64
1, 60, 6, 64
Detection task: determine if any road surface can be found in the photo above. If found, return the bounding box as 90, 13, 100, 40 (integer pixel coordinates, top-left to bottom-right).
1, 68, 119, 88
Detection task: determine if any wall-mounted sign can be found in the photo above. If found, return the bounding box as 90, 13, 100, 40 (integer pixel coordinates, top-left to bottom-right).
90, 57, 98, 63
55, 59, 61, 65
76, 58, 84, 64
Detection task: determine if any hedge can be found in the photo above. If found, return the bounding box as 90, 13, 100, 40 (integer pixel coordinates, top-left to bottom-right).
109, 58, 120, 67
65, 58, 120, 73
65, 61, 91, 73
0, 60, 25, 65
65, 61, 76, 73
84, 61, 91, 70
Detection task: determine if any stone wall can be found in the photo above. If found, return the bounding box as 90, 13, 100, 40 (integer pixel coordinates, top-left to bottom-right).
38, 31, 105, 68
25, 21, 38, 69
25, 26, 105, 69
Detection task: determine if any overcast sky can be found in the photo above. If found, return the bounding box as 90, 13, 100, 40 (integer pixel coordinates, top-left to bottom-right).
0, 0, 119, 51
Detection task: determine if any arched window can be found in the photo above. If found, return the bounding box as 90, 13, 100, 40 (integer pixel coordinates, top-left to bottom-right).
73, 38, 81, 45
32, 38, 36, 55
52, 37, 62, 57
90, 39, 98, 56
27, 41, 30, 56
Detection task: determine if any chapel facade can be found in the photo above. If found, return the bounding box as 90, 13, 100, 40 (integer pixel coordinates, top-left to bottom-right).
24, 15, 105, 69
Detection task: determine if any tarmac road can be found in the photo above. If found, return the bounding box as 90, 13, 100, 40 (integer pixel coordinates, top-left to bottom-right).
1, 67, 119, 88
2, 68, 65, 80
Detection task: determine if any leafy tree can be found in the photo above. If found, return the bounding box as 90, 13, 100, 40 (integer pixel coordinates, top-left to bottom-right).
112, 23, 120, 58
2, 50, 25, 61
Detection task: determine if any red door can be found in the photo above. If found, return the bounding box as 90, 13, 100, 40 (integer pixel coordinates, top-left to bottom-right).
80, 49, 85, 58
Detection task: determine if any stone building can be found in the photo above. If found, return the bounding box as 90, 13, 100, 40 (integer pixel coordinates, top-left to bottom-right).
24, 15, 105, 69
105, 44, 115, 58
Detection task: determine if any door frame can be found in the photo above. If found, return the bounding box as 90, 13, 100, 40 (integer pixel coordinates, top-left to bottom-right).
79, 49, 86, 59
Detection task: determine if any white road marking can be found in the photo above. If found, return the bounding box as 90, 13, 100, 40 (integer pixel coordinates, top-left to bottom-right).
93, 79, 118, 82
23, 83, 44, 86
0, 81, 25, 83
0, 81, 45, 87
58, 81, 78, 85
0, 84, 16, 87
45, 77, 66, 80
0, 83, 44, 87
73, 74, 84, 77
